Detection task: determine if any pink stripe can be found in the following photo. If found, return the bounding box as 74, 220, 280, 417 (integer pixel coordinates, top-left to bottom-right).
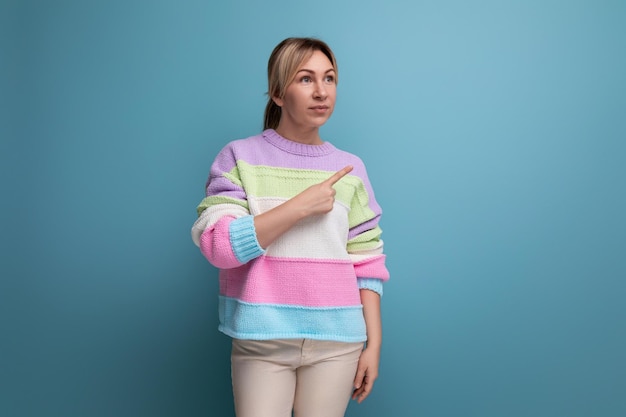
354, 255, 390, 281
219, 257, 362, 307
200, 216, 242, 269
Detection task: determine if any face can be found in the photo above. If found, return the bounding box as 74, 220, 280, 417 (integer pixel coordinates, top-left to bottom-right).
273, 50, 337, 138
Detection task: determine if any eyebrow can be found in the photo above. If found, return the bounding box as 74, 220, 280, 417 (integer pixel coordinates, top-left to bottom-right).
296, 68, 336, 74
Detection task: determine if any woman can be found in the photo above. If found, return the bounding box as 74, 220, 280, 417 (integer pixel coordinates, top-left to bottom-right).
191, 37, 389, 417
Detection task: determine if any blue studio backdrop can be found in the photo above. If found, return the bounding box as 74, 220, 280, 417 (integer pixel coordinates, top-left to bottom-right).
2, 0, 625, 416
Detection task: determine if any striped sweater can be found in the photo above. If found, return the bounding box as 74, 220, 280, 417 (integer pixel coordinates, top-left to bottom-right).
191, 129, 389, 342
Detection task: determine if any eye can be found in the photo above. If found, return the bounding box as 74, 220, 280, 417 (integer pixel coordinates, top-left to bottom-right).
324, 75, 335, 83
300, 76, 312, 83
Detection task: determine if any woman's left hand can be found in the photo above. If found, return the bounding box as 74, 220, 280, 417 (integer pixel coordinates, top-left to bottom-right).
352, 346, 380, 403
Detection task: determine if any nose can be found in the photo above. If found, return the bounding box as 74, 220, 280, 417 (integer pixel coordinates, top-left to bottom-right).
313, 81, 327, 99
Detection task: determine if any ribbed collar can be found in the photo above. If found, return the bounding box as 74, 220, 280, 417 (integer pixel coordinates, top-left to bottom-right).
262, 129, 336, 157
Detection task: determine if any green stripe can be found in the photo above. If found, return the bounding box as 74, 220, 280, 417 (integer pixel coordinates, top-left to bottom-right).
347, 226, 383, 252
196, 196, 248, 216
224, 166, 242, 187
347, 183, 376, 228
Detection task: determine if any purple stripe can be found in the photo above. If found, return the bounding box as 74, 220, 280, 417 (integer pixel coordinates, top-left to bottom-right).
228, 130, 364, 174
205, 176, 246, 200
348, 217, 381, 240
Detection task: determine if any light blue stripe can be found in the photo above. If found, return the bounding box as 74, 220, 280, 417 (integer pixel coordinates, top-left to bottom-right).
357, 278, 384, 296
218, 297, 367, 342
229, 215, 265, 263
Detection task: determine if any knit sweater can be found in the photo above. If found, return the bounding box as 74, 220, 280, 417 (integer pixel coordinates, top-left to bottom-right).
191, 129, 389, 342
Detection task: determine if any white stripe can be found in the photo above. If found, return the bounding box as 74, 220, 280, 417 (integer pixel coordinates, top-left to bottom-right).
191, 203, 248, 247
348, 240, 384, 261
250, 196, 352, 260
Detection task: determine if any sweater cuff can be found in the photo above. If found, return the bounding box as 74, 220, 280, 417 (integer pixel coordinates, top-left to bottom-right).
357, 278, 384, 297
229, 215, 265, 263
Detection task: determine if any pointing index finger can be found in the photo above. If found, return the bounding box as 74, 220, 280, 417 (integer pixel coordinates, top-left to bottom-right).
325, 165, 353, 185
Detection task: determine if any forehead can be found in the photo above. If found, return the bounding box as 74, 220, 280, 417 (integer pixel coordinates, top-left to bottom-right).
298, 50, 334, 71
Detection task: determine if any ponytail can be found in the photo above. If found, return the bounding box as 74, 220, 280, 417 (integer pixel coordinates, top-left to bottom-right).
263, 99, 282, 130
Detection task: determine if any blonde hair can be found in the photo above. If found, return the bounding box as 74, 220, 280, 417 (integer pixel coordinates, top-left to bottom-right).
264, 37, 338, 130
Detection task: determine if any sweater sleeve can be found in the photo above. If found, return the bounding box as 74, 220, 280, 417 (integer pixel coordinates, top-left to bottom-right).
191, 144, 265, 269
346, 160, 389, 296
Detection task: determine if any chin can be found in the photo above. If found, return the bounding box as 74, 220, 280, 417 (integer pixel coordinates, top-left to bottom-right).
314, 116, 332, 126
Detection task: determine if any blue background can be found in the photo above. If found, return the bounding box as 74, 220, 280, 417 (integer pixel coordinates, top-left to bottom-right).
2, 0, 625, 416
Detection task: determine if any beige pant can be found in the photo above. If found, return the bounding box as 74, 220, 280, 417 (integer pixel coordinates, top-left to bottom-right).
231, 338, 364, 417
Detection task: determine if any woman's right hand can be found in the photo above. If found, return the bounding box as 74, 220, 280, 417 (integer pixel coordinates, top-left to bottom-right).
291, 165, 353, 217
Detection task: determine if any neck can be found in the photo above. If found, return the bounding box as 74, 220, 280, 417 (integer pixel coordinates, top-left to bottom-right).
275, 124, 323, 145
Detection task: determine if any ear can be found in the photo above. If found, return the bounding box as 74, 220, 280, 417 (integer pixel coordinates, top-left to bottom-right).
272, 95, 284, 107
